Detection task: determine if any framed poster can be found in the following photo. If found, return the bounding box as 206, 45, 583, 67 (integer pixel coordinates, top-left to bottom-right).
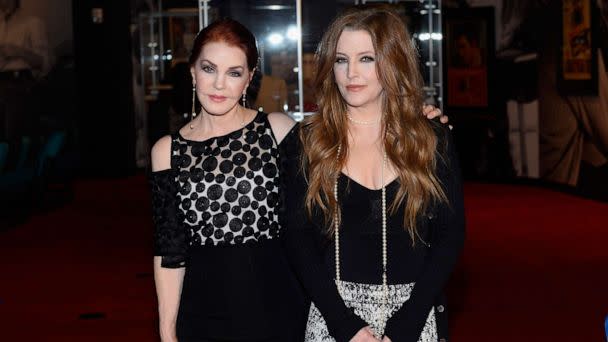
444, 7, 495, 114
557, 0, 598, 95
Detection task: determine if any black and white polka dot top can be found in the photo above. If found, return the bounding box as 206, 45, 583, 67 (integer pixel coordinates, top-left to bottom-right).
170, 111, 282, 247
150, 112, 307, 338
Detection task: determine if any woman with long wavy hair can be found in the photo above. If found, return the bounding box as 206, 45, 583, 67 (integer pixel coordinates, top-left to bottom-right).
283, 5, 465, 342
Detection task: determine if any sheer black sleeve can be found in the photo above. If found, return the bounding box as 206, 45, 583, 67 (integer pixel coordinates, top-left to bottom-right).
149, 169, 188, 268
279, 126, 367, 342
383, 123, 466, 341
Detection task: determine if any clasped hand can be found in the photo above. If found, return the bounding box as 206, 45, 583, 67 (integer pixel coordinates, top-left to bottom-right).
350, 327, 392, 342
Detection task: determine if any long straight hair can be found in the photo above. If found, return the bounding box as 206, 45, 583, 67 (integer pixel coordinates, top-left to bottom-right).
300, 5, 446, 241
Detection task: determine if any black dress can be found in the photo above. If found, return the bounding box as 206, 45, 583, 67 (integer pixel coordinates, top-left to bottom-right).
282, 121, 465, 342
150, 112, 306, 341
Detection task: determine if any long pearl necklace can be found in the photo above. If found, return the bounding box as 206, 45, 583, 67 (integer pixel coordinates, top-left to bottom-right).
334, 145, 389, 329
347, 114, 381, 125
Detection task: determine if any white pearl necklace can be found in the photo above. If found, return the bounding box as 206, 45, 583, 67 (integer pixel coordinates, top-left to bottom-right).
347, 114, 381, 125
334, 145, 389, 329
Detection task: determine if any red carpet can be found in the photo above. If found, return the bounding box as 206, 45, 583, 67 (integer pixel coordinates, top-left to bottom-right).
1, 176, 607, 341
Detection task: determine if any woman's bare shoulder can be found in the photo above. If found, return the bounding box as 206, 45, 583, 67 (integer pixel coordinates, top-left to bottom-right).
151, 135, 172, 172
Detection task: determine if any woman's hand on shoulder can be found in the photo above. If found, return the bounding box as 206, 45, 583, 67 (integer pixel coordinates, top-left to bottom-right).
423, 104, 451, 128
151, 135, 172, 172
350, 326, 382, 342
267, 111, 297, 144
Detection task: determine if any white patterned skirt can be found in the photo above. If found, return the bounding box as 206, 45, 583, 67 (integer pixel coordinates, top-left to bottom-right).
304, 280, 437, 342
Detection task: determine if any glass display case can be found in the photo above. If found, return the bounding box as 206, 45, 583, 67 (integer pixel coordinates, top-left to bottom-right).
417, 0, 443, 109
134, 0, 443, 141
137, 7, 201, 101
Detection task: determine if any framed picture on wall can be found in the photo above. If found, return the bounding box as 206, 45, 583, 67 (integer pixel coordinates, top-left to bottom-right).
443, 7, 495, 114
557, 0, 598, 95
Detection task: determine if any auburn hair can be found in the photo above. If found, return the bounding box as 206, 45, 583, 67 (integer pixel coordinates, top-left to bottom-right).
300, 4, 447, 242
189, 18, 258, 71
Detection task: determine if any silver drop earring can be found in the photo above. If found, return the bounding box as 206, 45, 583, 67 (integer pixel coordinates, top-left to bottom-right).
189, 85, 197, 129
191, 85, 197, 120
242, 92, 247, 107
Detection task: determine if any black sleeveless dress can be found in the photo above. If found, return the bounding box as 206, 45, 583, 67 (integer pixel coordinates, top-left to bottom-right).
149, 112, 307, 341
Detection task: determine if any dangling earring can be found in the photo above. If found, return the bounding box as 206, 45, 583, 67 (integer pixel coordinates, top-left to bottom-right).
189, 85, 197, 129
191, 84, 197, 120
241, 91, 247, 108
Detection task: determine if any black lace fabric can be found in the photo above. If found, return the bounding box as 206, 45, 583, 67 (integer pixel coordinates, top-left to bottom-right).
149, 169, 188, 268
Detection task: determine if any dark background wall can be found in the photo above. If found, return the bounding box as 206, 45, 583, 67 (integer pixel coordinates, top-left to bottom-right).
72, 0, 135, 176
12, 0, 606, 196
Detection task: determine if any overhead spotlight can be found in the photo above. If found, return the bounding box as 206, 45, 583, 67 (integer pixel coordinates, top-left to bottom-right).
431, 33, 443, 40
268, 32, 284, 46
